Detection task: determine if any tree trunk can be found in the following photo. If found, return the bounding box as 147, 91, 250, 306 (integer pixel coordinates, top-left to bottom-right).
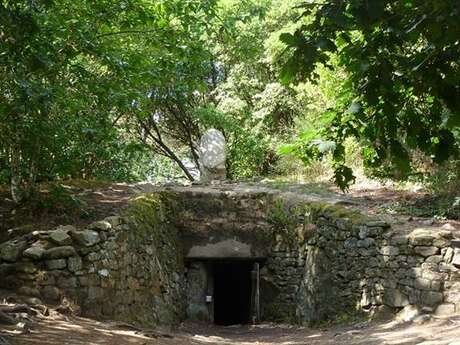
9, 144, 37, 203
139, 120, 195, 181
9, 144, 24, 203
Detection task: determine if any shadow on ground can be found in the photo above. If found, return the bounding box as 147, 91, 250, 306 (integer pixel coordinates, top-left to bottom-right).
5, 314, 460, 345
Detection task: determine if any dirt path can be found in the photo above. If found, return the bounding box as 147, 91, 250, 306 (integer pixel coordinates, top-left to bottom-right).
4, 315, 460, 345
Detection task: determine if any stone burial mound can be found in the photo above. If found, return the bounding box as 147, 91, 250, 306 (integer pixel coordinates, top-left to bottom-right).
0, 184, 460, 329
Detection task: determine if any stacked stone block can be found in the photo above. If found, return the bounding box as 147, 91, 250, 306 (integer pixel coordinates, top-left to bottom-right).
0, 215, 185, 326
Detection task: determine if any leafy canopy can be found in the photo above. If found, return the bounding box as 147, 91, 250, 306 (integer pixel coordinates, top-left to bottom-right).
279, 0, 460, 190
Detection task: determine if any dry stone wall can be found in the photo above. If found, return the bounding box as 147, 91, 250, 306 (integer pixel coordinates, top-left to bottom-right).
162, 187, 460, 324
270, 202, 460, 324
0, 194, 185, 326
1, 185, 460, 326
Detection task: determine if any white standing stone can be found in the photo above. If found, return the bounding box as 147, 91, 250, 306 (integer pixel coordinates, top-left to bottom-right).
198, 128, 226, 182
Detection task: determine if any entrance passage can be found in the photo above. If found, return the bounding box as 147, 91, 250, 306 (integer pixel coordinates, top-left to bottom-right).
213, 261, 253, 325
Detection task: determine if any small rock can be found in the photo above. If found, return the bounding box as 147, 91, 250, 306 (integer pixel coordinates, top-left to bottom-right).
396, 304, 421, 322
358, 227, 369, 239
70, 230, 100, 247
104, 216, 122, 227
99, 231, 107, 241
88, 221, 111, 231
412, 314, 431, 325
49, 229, 72, 245
442, 223, 456, 231
15, 322, 27, 333
421, 219, 435, 226
98, 269, 109, 277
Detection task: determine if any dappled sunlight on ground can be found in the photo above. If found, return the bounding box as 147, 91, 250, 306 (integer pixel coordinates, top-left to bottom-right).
8, 315, 460, 345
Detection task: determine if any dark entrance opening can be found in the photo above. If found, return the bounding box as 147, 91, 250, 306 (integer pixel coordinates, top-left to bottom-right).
213, 261, 253, 325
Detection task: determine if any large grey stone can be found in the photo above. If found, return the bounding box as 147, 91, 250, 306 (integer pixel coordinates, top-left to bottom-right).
42, 286, 61, 300
380, 246, 399, 256
425, 255, 443, 264
187, 239, 252, 259
451, 248, 460, 267
70, 230, 100, 247
67, 256, 82, 272
420, 291, 443, 306
433, 237, 451, 248
88, 221, 111, 231
0, 240, 27, 262
46, 259, 67, 270
23, 246, 46, 260
409, 229, 435, 246
383, 288, 409, 307
49, 229, 72, 245
414, 277, 431, 291
198, 129, 226, 182
443, 247, 454, 263
414, 246, 439, 257
44, 246, 77, 259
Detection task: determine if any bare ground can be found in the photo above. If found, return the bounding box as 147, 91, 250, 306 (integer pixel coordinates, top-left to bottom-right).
3, 314, 460, 345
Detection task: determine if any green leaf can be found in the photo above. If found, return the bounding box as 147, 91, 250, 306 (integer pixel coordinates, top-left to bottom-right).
277, 144, 296, 155
333, 164, 356, 191
279, 33, 297, 47
280, 57, 298, 84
